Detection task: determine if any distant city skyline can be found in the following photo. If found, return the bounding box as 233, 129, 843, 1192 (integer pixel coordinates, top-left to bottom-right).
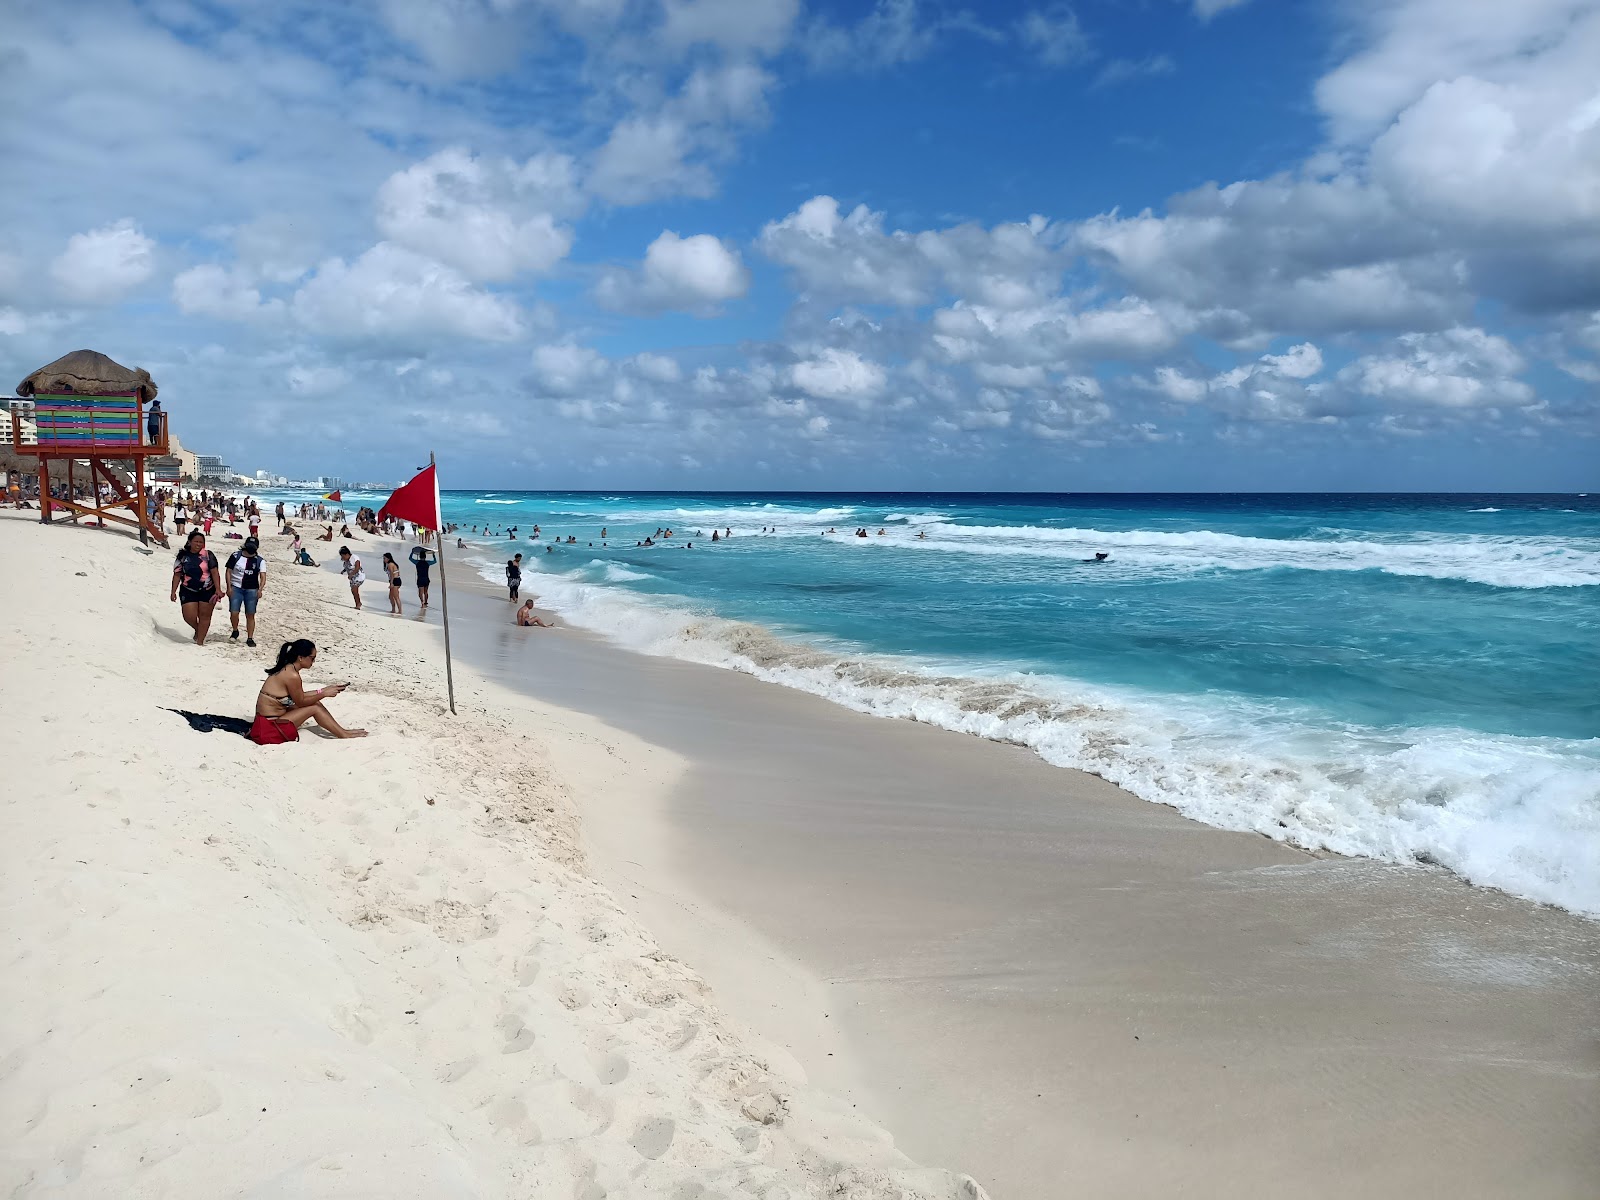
2, 1, 1596, 491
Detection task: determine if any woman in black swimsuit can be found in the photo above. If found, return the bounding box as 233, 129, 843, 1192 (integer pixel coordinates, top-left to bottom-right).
170, 530, 222, 645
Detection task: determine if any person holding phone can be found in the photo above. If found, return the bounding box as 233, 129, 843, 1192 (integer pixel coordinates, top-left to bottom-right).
252, 639, 366, 742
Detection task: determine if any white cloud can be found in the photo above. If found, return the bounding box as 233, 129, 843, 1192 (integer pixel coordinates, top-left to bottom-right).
1261, 342, 1324, 379
589, 115, 707, 205
588, 65, 773, 205
804, 0, 944, 71
790, 348, 887, 402
286, 364, 349, 395
761, 197, 933, 305
173, 264, 282, 320
376, 148, 578, 282
1142, 342, 1329, 422
1151, 366, 1207, 403
760, 196, 1064, 309
50, 219, 155, 304
1017, 5, 1091, 66
1337, 327, 1533, 409
1094, 54, 1175, 89
931, 297, 1184, 366
1314, 0, 1596, 140
1071, 2, 1600, 341
628, 352, 684, 383
530, 342, 609, 395
291, 243, 524, 342
377, 0, 534, 76
660, 0, 799, 54
0, 306, 73, 339
596, 231, 749, 314
1191, 0, 1253, 19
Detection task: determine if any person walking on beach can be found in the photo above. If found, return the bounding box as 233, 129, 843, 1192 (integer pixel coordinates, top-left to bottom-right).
409, 544, 435, 607
383, 552, 403, 614
225, 536, 267, 647
173, 499, 188, 538
507, 553, 523, 601
171, 531, 222, 646
338, 546, 366, 609
253, 639, 367, 742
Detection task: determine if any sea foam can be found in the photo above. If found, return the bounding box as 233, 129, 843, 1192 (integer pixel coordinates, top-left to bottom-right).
515, 561, 1600, 917
862, 524, 1600, 589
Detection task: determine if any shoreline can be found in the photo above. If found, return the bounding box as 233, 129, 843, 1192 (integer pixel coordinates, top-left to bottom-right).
433, 513, 1600, 920
429, 537, 1600, 1198
0, 512, 982, 1199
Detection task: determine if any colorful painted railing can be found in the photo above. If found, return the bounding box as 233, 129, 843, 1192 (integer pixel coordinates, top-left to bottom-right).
8, 393, 166, 453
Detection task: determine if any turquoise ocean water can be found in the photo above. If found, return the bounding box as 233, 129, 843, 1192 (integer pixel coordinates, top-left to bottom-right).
325, 490, 1600, 915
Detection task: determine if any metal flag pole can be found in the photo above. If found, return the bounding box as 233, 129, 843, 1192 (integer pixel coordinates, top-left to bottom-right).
431, 451, 457, 715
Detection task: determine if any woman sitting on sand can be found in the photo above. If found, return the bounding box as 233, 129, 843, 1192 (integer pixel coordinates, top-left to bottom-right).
252, 639, 367, 743
516, 599, 553, 627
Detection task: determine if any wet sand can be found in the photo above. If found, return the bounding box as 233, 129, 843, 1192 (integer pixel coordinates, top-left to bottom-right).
443, 561, 1600, 1198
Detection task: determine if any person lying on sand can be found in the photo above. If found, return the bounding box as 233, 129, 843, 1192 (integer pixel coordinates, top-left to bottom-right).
516, 599, 553, 627
252, 638, 367, 742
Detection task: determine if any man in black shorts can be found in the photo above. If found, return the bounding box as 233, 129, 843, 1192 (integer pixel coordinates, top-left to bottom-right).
409, 544, 435, 608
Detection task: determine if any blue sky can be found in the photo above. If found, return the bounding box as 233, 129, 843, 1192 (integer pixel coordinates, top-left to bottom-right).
2, 0, 1597, 490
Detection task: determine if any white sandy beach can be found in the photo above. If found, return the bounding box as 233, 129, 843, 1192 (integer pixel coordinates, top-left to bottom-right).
5, 509, 1598, 1200
0, 510, 985, 1200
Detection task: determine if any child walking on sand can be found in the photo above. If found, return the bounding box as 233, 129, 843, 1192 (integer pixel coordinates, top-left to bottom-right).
383, 552, 402, 614
338, 546, 366, 610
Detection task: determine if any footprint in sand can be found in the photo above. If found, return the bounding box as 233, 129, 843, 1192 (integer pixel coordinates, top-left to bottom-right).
498, 1013, 535, 1054
588, 1050, 629, 1086
437, 1055, 478, 1083
732, 1124, 762, 1155
630, 1116, 675, 1161
558, 984, 591, 1010
485, 1096, 542, 1146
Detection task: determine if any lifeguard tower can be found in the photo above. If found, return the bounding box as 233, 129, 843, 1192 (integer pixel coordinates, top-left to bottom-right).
9, 349, 169, 546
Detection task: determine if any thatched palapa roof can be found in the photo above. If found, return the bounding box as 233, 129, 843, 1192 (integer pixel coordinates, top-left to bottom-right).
17, 349, 158, 402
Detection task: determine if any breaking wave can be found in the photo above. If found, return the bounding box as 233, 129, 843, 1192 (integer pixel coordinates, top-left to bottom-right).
517, 561, 1600, 917
851, 524, 1600, 589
